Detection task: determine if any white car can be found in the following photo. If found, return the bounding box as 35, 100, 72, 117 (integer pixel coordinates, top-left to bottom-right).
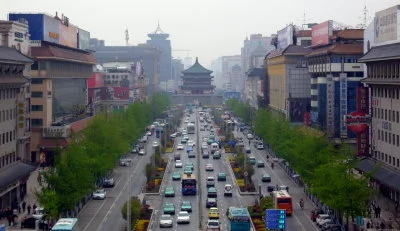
159, 214, 173, 228
257, 143, 264, 150
138, 149, 146, 155
120, 159, 131, 166
32, 207, 45, 219
205, 164, 214, 171
206, 219, 220, 230
175, 160, 183, 168
152, 141, 160, 147
187, 140, 195, 147
316, 214, 331, 227
170, 133, 177, 138
146, 131, 152, 136
176, 211, 190, 224
184, 119, 189, 123
92, 189, 106, 200
177, 144, 184, 150
247, 133, 254, 139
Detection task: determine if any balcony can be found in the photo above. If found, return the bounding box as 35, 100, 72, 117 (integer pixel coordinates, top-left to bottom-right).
42, 125, 71, 138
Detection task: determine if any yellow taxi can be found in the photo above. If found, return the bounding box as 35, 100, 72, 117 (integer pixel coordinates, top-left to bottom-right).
208, 207, 219, 218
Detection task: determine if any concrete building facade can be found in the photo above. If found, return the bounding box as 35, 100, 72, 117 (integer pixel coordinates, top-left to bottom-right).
267, 45, 311, 122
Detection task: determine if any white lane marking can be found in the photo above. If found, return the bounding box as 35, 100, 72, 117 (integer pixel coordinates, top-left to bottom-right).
83, 154, 146, 231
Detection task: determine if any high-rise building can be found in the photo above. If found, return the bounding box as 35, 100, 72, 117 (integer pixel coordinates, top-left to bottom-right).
147, 23, 172, 82
0, 19, 35, 210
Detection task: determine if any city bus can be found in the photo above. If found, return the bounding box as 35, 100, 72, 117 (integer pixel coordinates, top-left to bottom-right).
181, 173, 197, 195
51, 218, 79, 231
227, 207, 251, 231
272, 190, 293, 216
187, 123, 195, 134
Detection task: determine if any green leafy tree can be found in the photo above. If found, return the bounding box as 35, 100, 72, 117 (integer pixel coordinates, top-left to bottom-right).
121, 196, 142, 223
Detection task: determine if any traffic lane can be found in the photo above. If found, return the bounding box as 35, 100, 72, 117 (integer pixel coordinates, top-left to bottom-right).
100, 154, 151, 231
153, 146, 199, 231
237, 132, 319, 231
79, 153, 142, 230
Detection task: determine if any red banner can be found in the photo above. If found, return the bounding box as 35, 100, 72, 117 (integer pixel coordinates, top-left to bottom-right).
357, 129, 369, 156
304, 112, 311, 126
357, 86, 369, 113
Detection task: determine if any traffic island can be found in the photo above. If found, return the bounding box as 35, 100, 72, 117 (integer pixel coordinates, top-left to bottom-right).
227, 155, 259, 195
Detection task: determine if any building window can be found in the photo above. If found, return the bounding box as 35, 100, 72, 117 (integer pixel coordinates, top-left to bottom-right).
31, 119, 43, 127
31, 91, 43, 98
31, 105, 43, 111
31, 78, 43, 84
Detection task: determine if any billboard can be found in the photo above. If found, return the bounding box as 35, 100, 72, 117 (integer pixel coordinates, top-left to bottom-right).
224, 91, 241, 100
311, 20, 333, 46
287, 98, 310, 123
326, 74, 335, 137
78, 28, 90, 50
374, 5, 400, 44
60, 23, 78, 48
88, 72, 104, 88
277, 24, 294, 49
339, 74, 348, 138
43, 14, 60, 44
8, 13, 44, 41
101, 87, 129, 100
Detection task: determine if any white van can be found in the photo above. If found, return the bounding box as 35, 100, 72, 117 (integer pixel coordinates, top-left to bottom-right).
224, 184, 233, 196
211, 142, 219, 154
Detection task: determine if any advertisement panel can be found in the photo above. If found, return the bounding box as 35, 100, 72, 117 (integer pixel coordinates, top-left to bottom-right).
326, 74, 335, 137
43, 14, 60, 44
78, 28, 90, 50
311, 20, 333, 46
101, 87, 129, 100
357, 131, 369, 156
374, 5, 400, 44
357, 86, 369, 113
224, 91, 241, 100
277, 24, 294, 49
60, 23, 78, 48
8, 13, 44, 41
340, 74, 348, 138
87, 72, 104, 88
304, 112, 311, 126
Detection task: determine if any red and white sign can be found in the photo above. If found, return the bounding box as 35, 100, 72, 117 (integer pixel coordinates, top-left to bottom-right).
345, 111, 370, 133
311, 20, 333, 46
101, 87, 129, 100
88, 72, 104, 88
357, 130, 369, 156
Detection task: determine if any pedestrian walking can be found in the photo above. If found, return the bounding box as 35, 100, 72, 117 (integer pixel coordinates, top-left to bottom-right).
17, 205, 21, 214
376, 206, 381, 218
27, 204, 31, 215
22, 201, 26, 213
7, 214, 12, 226
32, 203, 37, 211
380, 221, 385, 229
366, 221, 371, 228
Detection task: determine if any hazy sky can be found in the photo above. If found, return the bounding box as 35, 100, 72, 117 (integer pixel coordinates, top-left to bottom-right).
1, 0, 398, 67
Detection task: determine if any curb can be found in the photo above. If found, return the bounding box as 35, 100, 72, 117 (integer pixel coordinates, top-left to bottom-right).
225, 154, 260, 196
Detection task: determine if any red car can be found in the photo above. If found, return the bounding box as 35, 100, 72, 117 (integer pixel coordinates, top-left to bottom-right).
311, 209, 325, 221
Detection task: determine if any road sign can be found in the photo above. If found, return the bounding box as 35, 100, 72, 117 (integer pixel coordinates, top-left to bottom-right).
265, 209, 286, 230
244, 171, 248, 177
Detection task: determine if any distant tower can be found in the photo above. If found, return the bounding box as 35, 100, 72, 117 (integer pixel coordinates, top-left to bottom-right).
147, 22, 172, 82
125, 29, 129, 46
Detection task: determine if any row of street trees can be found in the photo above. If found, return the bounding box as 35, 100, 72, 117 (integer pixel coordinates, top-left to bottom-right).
37, 92, 170, 219
226, 99, 372, 225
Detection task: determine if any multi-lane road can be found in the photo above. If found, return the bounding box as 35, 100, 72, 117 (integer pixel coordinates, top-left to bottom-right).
77, 108, 321, 231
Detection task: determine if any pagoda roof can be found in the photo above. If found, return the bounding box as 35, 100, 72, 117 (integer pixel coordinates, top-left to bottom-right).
181, 84, 215, 89
182, 57, 213, 75
181, 75, 213, 79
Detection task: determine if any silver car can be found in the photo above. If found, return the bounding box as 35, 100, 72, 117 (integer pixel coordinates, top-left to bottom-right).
176, 211, 190, 224
159, 214, 173, 228
92, 189, 106, 200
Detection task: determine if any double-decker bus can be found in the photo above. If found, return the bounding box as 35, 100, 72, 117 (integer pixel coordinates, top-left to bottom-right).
227, 207, 251, 231
181, 173, 196, 195
51, 218, 79, 231
187, 123, 195, 134
272, 190, 293, 216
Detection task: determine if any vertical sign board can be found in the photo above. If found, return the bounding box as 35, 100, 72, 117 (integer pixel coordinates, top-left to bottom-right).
43, 14, 60, 44
358, 86, 370, 156
277, 24, 294, 49
326, 74, 335, 137
265, 209, 286, 230
340, 73, 348, 138
78, 28, 90, 50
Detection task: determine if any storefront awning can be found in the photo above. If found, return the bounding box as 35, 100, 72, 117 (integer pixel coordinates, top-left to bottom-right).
0, 162, 36, 189
356, 158, 400, 191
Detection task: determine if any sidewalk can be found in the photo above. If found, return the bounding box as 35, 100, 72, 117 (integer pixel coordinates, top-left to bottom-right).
0, 166, 42, 229
363, 193, 400, 230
